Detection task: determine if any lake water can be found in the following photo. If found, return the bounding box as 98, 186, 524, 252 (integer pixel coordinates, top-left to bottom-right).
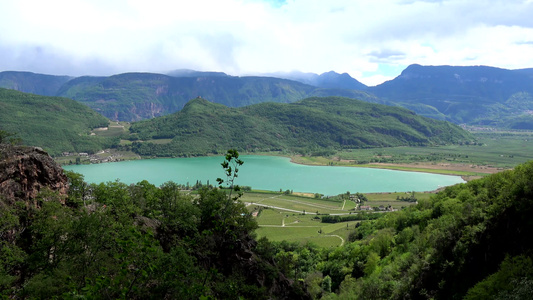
63, 155, 464, 195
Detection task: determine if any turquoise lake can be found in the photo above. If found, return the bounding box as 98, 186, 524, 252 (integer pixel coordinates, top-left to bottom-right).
63, 155, 465, 195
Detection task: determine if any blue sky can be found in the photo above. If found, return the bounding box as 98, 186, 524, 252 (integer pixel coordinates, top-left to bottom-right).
1, 0, 533, 86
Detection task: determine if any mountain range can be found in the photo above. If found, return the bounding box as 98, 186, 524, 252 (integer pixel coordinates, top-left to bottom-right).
258, 70, 368, 90
368, 64, 533, 128
1, 64, 533, 128
0, 87, 473, 156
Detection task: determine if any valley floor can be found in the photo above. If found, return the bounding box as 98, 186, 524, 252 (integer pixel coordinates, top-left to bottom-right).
367, 162, 500, 181
289, 155, 501, 181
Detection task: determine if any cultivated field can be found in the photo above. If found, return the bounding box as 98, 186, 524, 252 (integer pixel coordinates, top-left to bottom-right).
291, 131, 533, 179
242, 191, 420, 248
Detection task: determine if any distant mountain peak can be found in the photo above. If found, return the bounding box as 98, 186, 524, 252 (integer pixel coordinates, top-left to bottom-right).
315, 71, 367, 90
167, 69, 229, 78
259, 70, 367, 90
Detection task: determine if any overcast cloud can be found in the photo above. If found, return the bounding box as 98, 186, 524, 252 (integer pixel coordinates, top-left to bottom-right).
1, 0, 533, 86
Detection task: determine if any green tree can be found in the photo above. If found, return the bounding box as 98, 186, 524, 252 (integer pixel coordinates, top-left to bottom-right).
216, 149, 245, 227
322, 275, 332, 293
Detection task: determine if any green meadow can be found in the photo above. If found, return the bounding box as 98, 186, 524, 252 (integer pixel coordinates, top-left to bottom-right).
243, 191, 419, 247
294, 131, 533, 170
252, 209, 357, 248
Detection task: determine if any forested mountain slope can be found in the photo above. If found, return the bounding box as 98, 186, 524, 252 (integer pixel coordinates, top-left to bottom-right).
3, 65, 532, 128
369, 64, 533, 128
306, 160, 533, 299
0, 71, 72, 96
56, 72, 379, 121
260, 70, 368, 90
0, 71, 380, 122
0, 88, 113, 155
127, 96, 474, 156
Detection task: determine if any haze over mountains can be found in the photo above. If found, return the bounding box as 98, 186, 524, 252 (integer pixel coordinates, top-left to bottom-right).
1, 64, 533, 129
258, 70, 368, 90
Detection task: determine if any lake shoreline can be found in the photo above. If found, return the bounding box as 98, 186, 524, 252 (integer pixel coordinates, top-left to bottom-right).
286, 154, 503, 181
63, 155, 465, 195
58, 149, 496, 182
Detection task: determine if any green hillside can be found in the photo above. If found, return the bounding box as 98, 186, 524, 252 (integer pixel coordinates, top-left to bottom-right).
56, 73, 315, 121
128, 96, 474, 156
3, 67, 533, 129
257, 160, 533, 299
0, 88, 115, 155
56, 73, 381, 122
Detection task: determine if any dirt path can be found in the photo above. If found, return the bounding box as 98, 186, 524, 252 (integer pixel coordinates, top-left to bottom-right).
249, 203, 317, 214
247, 202, 388, 216
259, 225, 321, 228
325, 234, 345, 246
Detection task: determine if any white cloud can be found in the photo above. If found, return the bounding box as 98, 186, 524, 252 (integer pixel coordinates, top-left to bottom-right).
1, 0, 533, 84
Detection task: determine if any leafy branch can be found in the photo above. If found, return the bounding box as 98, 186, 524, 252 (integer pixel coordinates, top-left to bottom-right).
216, 149, 244, 225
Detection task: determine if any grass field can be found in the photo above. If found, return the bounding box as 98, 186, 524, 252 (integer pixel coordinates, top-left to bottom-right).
91, 121, 130, 138
291, 131, 533, 172
243, 191, 418, 248
244, 193, 350, 215
253, 209, 359, 248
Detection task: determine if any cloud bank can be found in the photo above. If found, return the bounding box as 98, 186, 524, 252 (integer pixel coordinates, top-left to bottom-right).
1, 0, 533, 86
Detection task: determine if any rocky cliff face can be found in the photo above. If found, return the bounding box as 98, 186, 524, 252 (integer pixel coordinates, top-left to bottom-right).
0, 144, 68, 205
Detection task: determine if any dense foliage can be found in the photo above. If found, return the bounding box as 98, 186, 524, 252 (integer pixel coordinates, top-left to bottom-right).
2, 145, 533, 298
127, 96, 474, 156
0, 88, 114, 155
257, 161, 533, 299
0, 151, 308, 299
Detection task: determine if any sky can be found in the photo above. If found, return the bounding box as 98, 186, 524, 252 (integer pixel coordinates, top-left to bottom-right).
1, 0, 533, 86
